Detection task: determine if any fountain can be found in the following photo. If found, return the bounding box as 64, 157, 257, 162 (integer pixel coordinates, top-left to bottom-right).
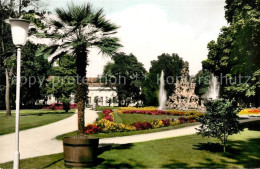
158, 71, 167, 110
205, 74, 219, 100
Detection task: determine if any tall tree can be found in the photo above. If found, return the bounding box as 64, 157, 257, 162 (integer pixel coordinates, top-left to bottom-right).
142, 53, 184, 106
0, 0, 46, 116
20, 42, 51, 107
103, 53, 146, 106
194, 69, 211, 99
41, 3, 121, 134
202, 0, 260, 106
46, 54, 76, 112
0, 1, 16, 116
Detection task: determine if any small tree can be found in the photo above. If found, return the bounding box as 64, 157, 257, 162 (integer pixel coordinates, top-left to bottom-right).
94, 96, 99, 107
196, 99, 242, 152
107, 98, 112, 107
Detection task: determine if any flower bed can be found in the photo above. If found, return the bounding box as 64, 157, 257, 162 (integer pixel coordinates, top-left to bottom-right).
121, 109, 204, 118
43, 103, 77, 110
84, 109, 199, 134
238, 109, 260, 115
102, 109, 114, 121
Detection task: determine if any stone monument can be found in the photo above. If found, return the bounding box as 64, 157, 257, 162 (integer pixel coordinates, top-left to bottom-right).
166, 62, 203, 110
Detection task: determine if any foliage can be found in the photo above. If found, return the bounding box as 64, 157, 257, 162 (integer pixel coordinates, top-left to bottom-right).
141, 72, 160, 106
142, 53, 184, 106
194, 69, 211, 98
202, 0, 260, 106
0, 0, 48, 115
20, 42, 51, 107
103, 53, 146, 106
196, 99, 243, 152
106, 98, 112, 107
46, 54, 76, 112
94, 96, 99, 106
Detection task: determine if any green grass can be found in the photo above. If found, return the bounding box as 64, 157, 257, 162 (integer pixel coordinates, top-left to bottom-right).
95, 106, 119, 111
1, 122, 259, 168
0, 109, 74, 135
56, 112, 188, 139
114, 113, 177, 125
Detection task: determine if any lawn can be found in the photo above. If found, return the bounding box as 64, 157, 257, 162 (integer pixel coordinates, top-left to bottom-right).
1, 121, 259, 168
0, 109, 75, 135
113, 113, 177, 125
95, 106, 119, 111
56, 112, 190, 139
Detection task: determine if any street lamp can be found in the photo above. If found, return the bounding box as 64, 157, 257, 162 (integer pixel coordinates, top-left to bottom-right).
6, 18, 30, 169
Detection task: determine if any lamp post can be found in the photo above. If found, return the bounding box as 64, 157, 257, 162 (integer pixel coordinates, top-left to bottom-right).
6, 18, 30, 169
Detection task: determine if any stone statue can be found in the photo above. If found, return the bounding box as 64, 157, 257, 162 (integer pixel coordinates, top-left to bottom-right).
166, 61, 203, 110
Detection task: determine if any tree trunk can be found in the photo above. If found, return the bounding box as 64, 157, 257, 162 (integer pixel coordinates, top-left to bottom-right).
223, 134, 226, 152
75, 45, 87, 135
5, 68, 11, 116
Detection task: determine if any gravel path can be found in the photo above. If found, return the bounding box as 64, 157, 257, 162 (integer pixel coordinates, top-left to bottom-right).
0, 110, 259, 164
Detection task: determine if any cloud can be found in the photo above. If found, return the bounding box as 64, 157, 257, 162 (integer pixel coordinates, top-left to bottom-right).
87, 2, 227, 77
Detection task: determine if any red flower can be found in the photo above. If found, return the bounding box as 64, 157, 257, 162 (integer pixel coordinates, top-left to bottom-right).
162, 119, 170, 126
84, 124, 101, 134
102, 109, 114, 122
132, 122, 152, 130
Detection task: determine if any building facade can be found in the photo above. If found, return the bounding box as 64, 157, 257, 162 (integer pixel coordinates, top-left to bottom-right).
36, 77, 118, 107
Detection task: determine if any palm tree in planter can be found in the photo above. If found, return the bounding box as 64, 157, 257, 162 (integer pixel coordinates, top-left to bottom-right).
40, 3, 121, 167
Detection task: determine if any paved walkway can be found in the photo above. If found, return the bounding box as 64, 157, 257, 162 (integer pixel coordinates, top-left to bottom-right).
0, 108, 98, 163
0, 110, 259, 163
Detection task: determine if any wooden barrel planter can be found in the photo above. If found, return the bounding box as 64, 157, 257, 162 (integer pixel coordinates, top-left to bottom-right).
63, 136, 99, 168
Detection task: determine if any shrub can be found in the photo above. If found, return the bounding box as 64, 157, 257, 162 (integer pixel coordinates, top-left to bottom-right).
170, 121, 180, 126
162, 119, 170, 126
132, 122, 153, 130
97, 119, 135, 133
150, 119, 164, 128
196, 99, 243, 152
84, 124, 101, 134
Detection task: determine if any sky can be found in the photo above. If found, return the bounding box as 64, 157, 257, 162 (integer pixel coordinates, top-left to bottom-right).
46, 0, 227, 77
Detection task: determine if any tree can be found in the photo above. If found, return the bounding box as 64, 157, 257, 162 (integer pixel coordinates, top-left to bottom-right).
142, 53, 184, 106
94, 96, 99, 107
20, 42, 51, 107
196, 99, 242, 152
41, 3, 121, 134
106, 98, 112, 107
0, 0, 47, 116
194, 69, 211, 99
141, 72, 159, 106
102, 53, 146, 106
202, 0, 260, 107
0, 1, 16, 116
46, 54, 76, 112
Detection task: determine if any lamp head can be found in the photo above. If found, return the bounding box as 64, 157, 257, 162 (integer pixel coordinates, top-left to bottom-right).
5, 19, 30, 47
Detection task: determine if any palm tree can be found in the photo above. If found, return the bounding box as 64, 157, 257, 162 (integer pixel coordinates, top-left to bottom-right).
43, 3, 121, 134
